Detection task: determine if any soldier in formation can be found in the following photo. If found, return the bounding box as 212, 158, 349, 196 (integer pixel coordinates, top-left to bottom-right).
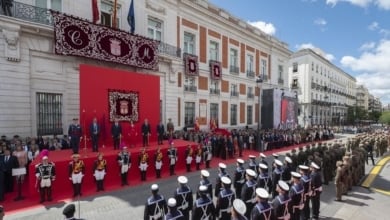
35, 156, 56, 203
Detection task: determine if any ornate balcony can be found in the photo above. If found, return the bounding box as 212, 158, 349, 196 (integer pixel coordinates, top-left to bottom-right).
158, 42, 181, 58
184, 85, 197, 92
209, 88, 220, 95
230, 91, 239, 97
1, 1, 53, 25
246, 70, 255, 78
230, 65, 239, 75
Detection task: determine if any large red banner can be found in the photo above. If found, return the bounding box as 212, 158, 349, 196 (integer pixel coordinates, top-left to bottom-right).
52, 11, 159, 70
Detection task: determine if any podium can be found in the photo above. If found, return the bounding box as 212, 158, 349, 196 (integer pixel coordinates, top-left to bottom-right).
12, 167, 26, 201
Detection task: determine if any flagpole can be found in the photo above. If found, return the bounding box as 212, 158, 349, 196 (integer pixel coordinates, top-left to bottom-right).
113, 0, 117, 28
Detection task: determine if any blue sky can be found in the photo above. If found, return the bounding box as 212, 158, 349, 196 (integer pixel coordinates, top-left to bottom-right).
209, 0, 390, 105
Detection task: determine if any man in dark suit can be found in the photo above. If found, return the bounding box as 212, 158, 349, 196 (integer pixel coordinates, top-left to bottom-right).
0, 160, 4, 201
89, 117, 100, 152
111, 118, 122, 150
1, 147, 19, 193
156, 120, 165, 145
141, 119, 151, 147
68, 118, 82, 154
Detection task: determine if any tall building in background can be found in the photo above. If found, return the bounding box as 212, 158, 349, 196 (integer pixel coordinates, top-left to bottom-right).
0, 0, 291, 137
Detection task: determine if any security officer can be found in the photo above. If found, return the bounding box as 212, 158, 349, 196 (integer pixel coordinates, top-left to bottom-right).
215, 163, 230, 197
68, 154, 85, 197
144, 184, 168, 220
241, 169, 257, 219
197, 170, 213, 200
216, 177, 235, 220
93, 153, 106, 192
231, 199, 247, 220
271, 180, 291, 220
193, 185, 216, 220
310, 162, 322, 220
117, 146, 131, 186
139, 147, 149, 181
289, 172, 304, 220
233, 159, 246, 199
165, 198, 184, 220
256, 163, 272, 194
68, 118, 82, 154
154, 147, 163, 178
250, 188, 272, 220
271, 159, 283, 198
298, 165, 311, 220
174, 176, 193, 220
35, 156, 56, 203
168, 144, 178, 176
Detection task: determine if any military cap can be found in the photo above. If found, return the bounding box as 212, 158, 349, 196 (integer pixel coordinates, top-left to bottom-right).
249, 155, 256, 159
299, 165, 309, 170
233, 199, 246, 216
291, 171, 302, 179
274, 159, 283, 167
278, 180, 289, 191
259, 163, 268, 170
62, 204, 76, 217
219, 163, 227, 169
259, 153, 267, 158
272, 153, 279, 158
310, 162, 320, 170
178, 176, 188, 184
168, 198, 177, 207
199, 185, 208, 192
237, 158, 244, 164
246, 169, 256, 177
201, 170, 210, 177
151, 184, 159, 191
285, 156, 292, 164
221, 176, 232, 185
256, 188, 269, 199
42, 156, 48, 160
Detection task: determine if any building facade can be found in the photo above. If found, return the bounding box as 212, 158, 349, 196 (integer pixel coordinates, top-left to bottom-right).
356, 85, 369, 111
0, 0, 291, 137
288, 48, 356, 128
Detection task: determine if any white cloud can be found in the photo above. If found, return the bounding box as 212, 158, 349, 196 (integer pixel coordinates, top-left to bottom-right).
368, 21, 379, 31
359, 41, 376, 50
341, 39, 390, 104
295, 43, 335, 61
326, 0, 390, 10
248, 20, 276, 36
314, 18, 327, 26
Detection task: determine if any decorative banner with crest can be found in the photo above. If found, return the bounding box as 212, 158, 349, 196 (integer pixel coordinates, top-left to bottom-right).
184, 53, 199, 76
108, 89, 139, 122
210, 60, 222, 80
51, 11, 159, 70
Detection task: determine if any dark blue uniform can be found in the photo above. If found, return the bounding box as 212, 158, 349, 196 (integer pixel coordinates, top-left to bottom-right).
192, 196, 216, 220
233, 166, 245, 199
310, 170, 322, 219
144, 194, 168, 220
68, 123, 82, 154
215, 171, 230, 197
271, 194, 291, 219
197, 179, 213, 200
271, 167, 283, 198
165, 209, 184, 220
300, 174, 311, 220
256, 172, 272, 194
174, 186, 193, 220
289, 183, 304, 220
241, 179, 257, 219
250, 201, 272, 220
216, 188, 235, 220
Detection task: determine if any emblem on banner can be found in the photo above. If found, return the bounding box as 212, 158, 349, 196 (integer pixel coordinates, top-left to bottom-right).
110, 38, 121, 56
120, 100, 129, 115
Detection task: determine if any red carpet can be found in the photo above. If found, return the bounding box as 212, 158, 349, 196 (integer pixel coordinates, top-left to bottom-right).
1, 140, 318, 214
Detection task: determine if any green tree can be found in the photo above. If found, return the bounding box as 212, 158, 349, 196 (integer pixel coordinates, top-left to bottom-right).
379, 111, 390, 125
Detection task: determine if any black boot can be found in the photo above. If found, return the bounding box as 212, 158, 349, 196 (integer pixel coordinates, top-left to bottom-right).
156, 169, 161, 178
40, 188, 45, 203
78, 183, 82, 196
96, 180, 100, 192
100, 180, 105, 191
73, 184, 77, 197
121, 174, 125, 186
47, 187, 52, 201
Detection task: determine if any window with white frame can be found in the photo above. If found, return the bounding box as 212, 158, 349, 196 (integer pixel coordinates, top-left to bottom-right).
246, 54, 254, 77
183, 32, 196, 54
147, 17, 163, 41
210, 80, 220, 94
261, 59, 268, 77
230, 84, 238, 96
278, 65, 283, 83
247, 87, 254, 98
100, 1, 121, 28
36, 0, 62, 10
230, 48, 239, 73
184, 102, 195, 127
184, 76, 196, 92
230, 104, 237, 125
210, 103, 219, 121
247, 105, 253, 125
292, 62, 298, 73
209, 41, 219, 61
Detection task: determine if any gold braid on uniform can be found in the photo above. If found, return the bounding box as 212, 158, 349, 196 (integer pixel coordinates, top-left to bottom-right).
97, 159, 106, 170
73, 160, 84, 173
188, 148, 193, 157
156, 152, 163, 162
197, 147, 202, 156
141, 152, 148, 163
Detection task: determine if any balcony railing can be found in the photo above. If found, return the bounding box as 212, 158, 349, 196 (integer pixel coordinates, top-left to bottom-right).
158, 42, 181, 58
278, 78, 284, 84
246, 70, 255, 78
184, 85, 197, 92
230, 65, 239, 74
209, 88, 220, 95
247, 93, 254, 99
230, 91, 239, 97
1, 1, 53, 25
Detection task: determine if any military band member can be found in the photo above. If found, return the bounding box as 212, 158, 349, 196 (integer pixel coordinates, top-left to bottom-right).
241, 169, 257, 219
68, 118, 82, 154
197, 170, 213, 200
310, 162, 322, 220
271, 159, 283, 198
185, 145, 193, 172
298, 165, 311, 220
251, 188, 272, 220
193, 185, 216, 220
234, 159, 246, 199
35, 156, 56, 203
195, 145, 202, 170
203, 141, 212, 168
271, 180, 291, 220
216, 177, 236, 220
155, 147, 163, 178
139, 148, 149, 181
165, 198, 184, 220
168, 144, 178, 176
144, 184, 168, 220
174, 176, 193, 220
93, 153, 107, 192
68, 154, 85, 197
248, 155, 257, 173
232, 199, 248, 220
117, 146, 131, 186
215, 163, 230, 197
289, 172, 304, 220
257, 163, 272, 194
